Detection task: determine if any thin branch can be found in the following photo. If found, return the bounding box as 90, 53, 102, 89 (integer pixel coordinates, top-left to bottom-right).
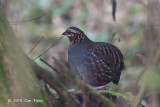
27, 36, 45, 55
152, 47, 160, 65
10, 12, 47, 25
40, 58, 62, 74
70, 94, 83, 107
134, 82, 147, 107
27, 56, 76, 107
34, 36, 65, 60
52, 56, 69, 68
38, 58, 116, 107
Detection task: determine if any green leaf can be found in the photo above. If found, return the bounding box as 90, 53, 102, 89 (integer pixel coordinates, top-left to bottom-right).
112, 32, 117, 40
118, 38, 121, 42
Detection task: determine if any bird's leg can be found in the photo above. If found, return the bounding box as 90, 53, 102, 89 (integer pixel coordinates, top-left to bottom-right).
93, 84, 116, 90
93, 85, 108, 90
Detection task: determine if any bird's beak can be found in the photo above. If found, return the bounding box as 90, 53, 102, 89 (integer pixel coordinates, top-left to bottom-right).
62, 31, 67, 35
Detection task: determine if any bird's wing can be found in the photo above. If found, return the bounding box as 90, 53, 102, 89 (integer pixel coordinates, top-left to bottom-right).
87, 43, 124, 85
93, 43, 124, 71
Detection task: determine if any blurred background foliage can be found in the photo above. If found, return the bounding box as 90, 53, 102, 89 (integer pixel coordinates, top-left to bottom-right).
2, 0, 160, 106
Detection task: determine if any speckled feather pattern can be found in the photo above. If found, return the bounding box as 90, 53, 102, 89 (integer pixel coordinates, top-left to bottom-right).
87, 43, 124, 86
87, 49, 114, 85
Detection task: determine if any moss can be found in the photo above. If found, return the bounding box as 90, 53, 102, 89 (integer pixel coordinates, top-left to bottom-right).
0, 6, 50, 107
98, 90, 135, 105
0, 55, 10, 106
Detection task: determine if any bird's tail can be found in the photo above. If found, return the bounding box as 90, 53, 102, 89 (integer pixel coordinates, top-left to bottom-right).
112, 72, 121, 85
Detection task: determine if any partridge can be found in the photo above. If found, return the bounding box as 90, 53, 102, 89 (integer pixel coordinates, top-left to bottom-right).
62, 27, 124, 86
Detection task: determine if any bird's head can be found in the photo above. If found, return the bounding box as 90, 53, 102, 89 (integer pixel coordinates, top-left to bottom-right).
62, 27, 86, 46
